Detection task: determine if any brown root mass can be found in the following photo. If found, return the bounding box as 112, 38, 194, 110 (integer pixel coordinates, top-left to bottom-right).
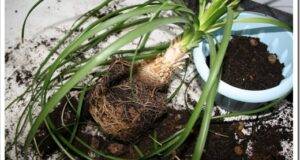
88, 60, 168, 142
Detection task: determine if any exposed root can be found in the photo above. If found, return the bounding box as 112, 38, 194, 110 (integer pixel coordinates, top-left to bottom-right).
88, 39, 188, 142
88, 60, 167, 142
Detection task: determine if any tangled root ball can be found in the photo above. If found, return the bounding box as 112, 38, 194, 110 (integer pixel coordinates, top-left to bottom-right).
88, 60, 167, 142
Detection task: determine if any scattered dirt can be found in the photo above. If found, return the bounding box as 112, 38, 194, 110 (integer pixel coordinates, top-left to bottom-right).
184, 0, 199, 14
5, 51, 12, 63
35, 93, 190, 159
35, 93, 292, 160
177, 110, 293, 160
14, 43, 21, 50
14, 69, 33, 85
34, 96, 78, 158
221, 36, 284, 90
249, 124, 287, 160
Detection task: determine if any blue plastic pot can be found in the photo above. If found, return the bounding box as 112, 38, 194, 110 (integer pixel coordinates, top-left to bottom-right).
193, 12, 293, 111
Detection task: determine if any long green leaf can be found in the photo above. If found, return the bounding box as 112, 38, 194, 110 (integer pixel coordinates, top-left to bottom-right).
69, 86, 87, 143
209, 16, 292, 33
72, 136, 124, 160
165, 6, 234, 155
44, 119, 76, 160
206, 34, 217, 63
192, 10, 232, 158
236, 17, 292, 31
21, 0, 44, 42
192, 76, 218, 160
212, 98, 284, 119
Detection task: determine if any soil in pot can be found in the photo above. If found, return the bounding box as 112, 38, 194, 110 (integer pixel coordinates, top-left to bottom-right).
221, 36, 284, 90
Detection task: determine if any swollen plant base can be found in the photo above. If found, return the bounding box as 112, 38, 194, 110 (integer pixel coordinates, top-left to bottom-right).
88, 60, 168, 142
136, 40, 187, 87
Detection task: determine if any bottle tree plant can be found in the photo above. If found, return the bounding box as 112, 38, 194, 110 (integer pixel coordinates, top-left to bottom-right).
7, 0, 291, 159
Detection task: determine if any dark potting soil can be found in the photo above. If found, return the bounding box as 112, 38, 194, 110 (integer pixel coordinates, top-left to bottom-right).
34, 95, 190, 159
221, 36, 284, 90
34, 96, 78, 158
35, 94, 292, 160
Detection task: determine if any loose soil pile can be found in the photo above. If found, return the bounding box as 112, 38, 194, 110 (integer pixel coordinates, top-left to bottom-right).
221, 36, 284, 90
34, 95, 292, 160
35, 95, 190, 159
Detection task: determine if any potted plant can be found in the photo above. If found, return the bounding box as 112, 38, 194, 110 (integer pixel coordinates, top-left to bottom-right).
6, 0, 291, 159
193, 12, 293, 111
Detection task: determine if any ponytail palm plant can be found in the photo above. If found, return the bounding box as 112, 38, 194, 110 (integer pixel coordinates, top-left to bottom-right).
7, 0, 291, 159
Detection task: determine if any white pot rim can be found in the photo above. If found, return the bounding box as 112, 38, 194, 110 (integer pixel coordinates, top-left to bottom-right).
193, 12, 293, 103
